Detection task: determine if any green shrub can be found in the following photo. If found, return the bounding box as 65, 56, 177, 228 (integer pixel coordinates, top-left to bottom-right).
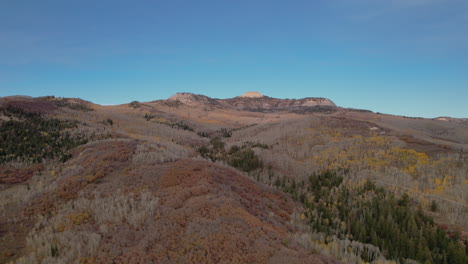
197, 139, 263, 173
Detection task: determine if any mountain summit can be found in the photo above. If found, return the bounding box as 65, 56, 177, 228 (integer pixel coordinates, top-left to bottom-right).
239, 91, 264, 98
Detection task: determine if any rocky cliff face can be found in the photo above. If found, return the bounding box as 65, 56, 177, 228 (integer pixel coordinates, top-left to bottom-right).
239, 91, 265, 98
167, 92, 336, 112
221, 96, 336, 112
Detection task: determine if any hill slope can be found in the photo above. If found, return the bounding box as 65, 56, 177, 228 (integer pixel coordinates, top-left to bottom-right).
1, 93, 467, 264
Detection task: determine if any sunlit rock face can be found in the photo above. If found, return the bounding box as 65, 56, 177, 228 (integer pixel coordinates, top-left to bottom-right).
239, 91, 264, 98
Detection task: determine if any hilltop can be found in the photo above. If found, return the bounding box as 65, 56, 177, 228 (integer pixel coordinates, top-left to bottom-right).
239, 91, 265, 98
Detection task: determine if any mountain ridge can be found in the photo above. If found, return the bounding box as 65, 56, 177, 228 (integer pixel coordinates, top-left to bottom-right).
167, 92, 336, 112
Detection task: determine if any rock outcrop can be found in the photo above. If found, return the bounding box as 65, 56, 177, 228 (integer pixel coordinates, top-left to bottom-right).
166, 92, 336, 112
239, 91, 264, 98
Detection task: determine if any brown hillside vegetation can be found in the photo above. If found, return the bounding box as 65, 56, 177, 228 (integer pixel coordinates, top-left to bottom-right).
1, 94, 467, 264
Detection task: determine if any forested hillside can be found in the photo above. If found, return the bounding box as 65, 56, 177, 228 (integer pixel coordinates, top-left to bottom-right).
0, 95, 466, 264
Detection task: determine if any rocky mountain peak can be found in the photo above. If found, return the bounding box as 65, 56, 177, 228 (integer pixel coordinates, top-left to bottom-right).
239, 91, 264, 98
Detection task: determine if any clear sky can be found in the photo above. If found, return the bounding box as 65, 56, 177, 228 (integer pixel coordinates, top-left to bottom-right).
1, 0, 467, 118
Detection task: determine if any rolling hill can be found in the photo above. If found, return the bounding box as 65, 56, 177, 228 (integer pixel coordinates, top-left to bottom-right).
1, 93, 467, 264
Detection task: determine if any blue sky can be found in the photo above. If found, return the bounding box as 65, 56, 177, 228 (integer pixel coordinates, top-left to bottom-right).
1, 0, 467, 118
